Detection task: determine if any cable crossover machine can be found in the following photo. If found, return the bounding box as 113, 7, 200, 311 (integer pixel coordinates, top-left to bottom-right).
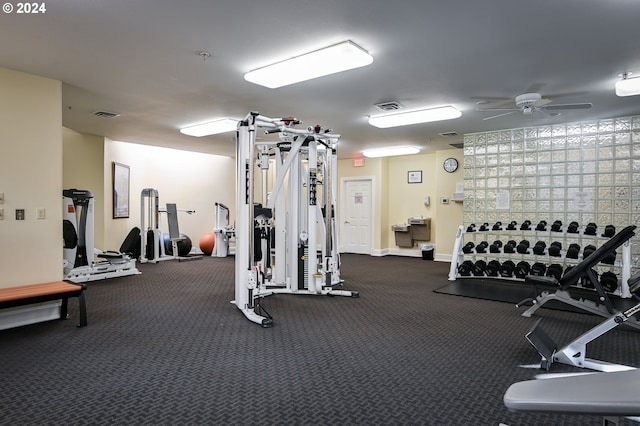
234, 112, 358, 327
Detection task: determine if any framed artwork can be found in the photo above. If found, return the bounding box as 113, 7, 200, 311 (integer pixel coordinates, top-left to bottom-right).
408, 170, 422, 184
112, 162, 130, 218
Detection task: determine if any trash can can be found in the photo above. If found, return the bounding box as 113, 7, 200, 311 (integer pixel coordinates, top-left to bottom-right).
421, 244, 434, 260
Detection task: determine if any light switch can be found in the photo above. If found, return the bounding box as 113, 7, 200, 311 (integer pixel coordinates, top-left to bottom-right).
16, 209, 25, 220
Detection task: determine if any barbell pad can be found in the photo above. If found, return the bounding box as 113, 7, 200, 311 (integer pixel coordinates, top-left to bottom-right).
500, 260, 515, 277
514, 261, 530, 279
485, 260, 501, 277
601, 271, 618, 293
530, 262, 547, 276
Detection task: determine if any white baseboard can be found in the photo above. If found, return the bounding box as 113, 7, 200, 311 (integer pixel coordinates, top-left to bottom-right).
346, 248, 452, 262
0, 301, 61, 330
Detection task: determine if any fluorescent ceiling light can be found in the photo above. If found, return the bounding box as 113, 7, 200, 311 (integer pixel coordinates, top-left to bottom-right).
244, 40, 373, 89
180, 118, 238, 137
368, 106, 462, 128
362, 146, 420, 158
615, 75, 640, 97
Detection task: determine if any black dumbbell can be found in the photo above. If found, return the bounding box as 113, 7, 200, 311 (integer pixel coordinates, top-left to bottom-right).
506, 221, 518, 230
489, 240, 503, 253
475, 241, 489, 253
533, 241, 547, 255
462, 242, 475, 254
500, 260, 515, 277
601, 271, 619, 293
514, 261, 531, 279
516, 240, 531, 254
546, 264, 564, 281
520, 220, 532, 231
492, 221, 503, 231
479, 223, 490, 231
503, 240, 516, 253
548, 241, 562, 257
567, 221, 579, 234
603, 250, 617, 265
458, 260, 474, 276
584, 222, 598, 236
472, 260, 487, 276
530, 262, 547, 276
485, 260, 501, 277
583, 244, 597, 259
466, 223, 476, 232
535, 220, 548, 231
566, 243, 581, 259
551, 220, 563, 232
603, 224, 616, 238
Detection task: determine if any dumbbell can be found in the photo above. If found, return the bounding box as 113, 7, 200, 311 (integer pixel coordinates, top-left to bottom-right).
479, 223, 490, 231
492, 221, 503, 231
567, 221, 580, 234
548, 241, 562, 257
514, 261, 531, 279
485, 260, 501, 277
475, 241, 489, 253
535, 220, 548, 231
584, 222, 598, 236
520, 220, 532, 231
546, 264, 564, 281
516, 240, 531, 254
500, 260, 516, 278
583, 244, 597, 259
530, 262, 547, 276
506, 221, 518, 230
458, 260, 474, 276
601, 271, 619, 293
462, 242, 475, 254
532, 241, 547, 255
566, 243, 581, 259
581, 269, 597, 288
489, 240, 503, 253
466, 224, 477, 232
472, 260, 487, 276
603, 224, 616, 238
551, 220, 563, 232
503, 240, 517, 253
603, 250, 617, 265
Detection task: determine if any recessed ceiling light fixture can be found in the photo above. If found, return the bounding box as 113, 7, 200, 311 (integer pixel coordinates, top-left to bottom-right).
244, 40, 373, 89
180, 118, 238, 137
615, 72, 640, 97
362, 146, 421, 158
368, 106, 462, 128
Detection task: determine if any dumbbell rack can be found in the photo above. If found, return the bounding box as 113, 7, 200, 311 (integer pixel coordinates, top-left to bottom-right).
448, 222, 634, 298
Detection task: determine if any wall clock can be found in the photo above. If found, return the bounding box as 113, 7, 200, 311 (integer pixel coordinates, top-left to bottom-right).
443, 157, 458, 173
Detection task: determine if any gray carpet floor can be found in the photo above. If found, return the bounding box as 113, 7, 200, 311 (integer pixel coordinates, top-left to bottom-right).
1, 254, 639, 425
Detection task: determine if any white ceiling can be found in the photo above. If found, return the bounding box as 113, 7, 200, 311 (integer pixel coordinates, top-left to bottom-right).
2, 0, 640, 158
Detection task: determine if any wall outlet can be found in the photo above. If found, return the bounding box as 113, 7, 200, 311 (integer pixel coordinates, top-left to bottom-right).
16, 209, 25, 220
441, 197, 449, 205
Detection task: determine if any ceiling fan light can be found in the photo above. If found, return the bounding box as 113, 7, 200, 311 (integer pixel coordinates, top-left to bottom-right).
244, 40, 373, 89
615, 76, 640, 97
368, 106, 461, 128
362, 146, 420, 158
180, 118, 238, 137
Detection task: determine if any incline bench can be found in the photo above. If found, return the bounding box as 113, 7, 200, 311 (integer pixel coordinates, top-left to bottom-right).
0, 281, 87, 328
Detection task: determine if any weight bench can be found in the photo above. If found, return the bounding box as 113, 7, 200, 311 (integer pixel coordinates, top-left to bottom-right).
0, 281, 87, 328
504, 369, 640, 425
519, 225, 637, 319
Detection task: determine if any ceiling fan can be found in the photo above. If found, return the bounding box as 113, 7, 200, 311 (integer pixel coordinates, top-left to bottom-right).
476, 92, 593, 121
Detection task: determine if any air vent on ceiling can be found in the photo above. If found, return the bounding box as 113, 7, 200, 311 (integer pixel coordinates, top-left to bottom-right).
439, 131, 459, 137
93, 110, 120, 118
374, 101, 403, 111
449, 142, 464, 149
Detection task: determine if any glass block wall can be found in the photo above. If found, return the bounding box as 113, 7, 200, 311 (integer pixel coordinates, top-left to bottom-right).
462, 115, 640, 278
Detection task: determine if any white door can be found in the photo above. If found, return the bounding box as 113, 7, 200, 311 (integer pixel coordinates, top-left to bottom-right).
343, 179, 372, 254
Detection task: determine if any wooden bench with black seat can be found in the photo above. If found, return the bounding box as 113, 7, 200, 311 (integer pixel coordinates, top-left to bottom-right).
0, 281, 87, 327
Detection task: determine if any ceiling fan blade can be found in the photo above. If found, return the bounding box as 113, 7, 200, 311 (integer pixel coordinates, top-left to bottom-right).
476, 107, 518, 112
482, 111, 517, 121
543, 102, 593, 111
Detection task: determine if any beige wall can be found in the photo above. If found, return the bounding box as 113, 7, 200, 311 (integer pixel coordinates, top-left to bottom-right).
337, 148, 463, 260
62, 128, 106, 249
0, 67, 62, 288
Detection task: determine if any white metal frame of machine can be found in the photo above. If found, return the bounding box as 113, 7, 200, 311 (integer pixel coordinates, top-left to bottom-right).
233, 112, 358, 327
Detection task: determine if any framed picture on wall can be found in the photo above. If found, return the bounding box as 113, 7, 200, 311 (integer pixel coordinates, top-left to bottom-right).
112, 162, 130, 218
408, 170, 422, 184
